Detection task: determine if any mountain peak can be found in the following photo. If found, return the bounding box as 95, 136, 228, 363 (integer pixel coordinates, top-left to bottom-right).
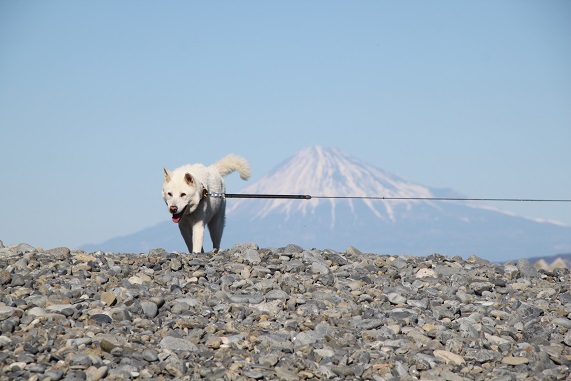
227, 145, 432, 221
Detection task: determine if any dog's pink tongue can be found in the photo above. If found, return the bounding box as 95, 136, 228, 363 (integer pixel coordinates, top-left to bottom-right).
172, 216, 181, 223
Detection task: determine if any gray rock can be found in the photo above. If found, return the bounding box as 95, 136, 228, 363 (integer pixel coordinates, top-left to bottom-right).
142, 349, 159, 362
464, 348, 502, 363
70, 353, 93, 369
517, 258, 542, 278
466, 255, 490, 265
66, 338, 93, 348
552, 318, 571, 329
149, 295, 165, 308
407, 298, 429, 309
275, 366, 299, 381
140, 301, 159, 318
109, 307, 132, 321
469, 281, 495, 295
325, 251, 349, 265
159, 336, 199, 351
148, 248, 168, 256
310, 260, 330, 275
0, 306, 22, 320
242, 248, 262, 264
360, 319, 385, 330
89, 313, 112, 325
231, 242, 259, 252
387, 292, 407, 305
259, 333, 294, 351
0, 269, 10, 285
435, 264, 466, 278
389, 256, 408, 269
44, 369, 64, 381
294, 330, 320, 346
265, 289, 288, 300
170, 258, 183, 271
46, 304, 75, 314
345, 246, 363, 257
223, 291, 264, 304
16, 243, 36, 254
283, 243, 303, 254
10, 274, 25, 287
174, 297, 199, 307
85, 366, 108, 381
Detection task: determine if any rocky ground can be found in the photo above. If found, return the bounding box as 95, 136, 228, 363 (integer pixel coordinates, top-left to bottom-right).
1, 240, 571, 381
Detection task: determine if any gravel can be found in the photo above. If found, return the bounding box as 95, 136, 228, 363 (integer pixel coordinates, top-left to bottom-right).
1, 241, 570, 380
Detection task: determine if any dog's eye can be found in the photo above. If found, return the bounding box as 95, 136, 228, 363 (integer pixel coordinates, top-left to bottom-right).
167, 192, 172, 197
180, 193, 186, 197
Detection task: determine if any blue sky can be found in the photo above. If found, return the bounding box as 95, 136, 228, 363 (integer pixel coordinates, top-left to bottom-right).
1, 1, 570, 250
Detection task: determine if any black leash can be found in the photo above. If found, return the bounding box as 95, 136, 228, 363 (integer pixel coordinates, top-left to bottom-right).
210, 192, 311, 199
208, 192, 571, 202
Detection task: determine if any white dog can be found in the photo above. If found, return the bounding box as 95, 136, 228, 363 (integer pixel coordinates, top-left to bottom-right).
162, 154, 250, 253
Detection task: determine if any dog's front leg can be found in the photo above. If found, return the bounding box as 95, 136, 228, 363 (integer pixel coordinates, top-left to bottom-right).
191, 221, 205, 253
178, 219, 194, 253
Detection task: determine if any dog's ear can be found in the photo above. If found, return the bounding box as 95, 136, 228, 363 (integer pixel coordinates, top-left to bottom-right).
163, 168, 171, 182
184, 173, 194, 186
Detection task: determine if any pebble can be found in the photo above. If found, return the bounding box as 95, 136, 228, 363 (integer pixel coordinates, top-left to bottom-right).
1, 241, 570, 380
502, 356, 529, 365
433, 349, 466, 365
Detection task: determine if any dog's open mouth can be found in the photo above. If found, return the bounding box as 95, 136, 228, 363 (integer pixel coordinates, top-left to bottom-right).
171, 206, 187, 223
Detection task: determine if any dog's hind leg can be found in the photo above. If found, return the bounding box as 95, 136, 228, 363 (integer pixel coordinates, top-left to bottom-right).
208, 209, 226, 253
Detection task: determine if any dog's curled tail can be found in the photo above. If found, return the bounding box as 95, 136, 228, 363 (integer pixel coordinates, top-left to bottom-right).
213, 154, 251, 180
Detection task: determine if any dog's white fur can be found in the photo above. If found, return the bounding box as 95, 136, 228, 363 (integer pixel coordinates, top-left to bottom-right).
162, 154, 250, 253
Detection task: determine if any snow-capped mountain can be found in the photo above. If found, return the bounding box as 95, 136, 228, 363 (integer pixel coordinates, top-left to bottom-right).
83, 146, 571, 262
226, 146, 434, 223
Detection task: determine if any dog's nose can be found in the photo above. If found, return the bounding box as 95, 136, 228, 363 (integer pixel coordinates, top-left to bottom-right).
169, 206, 178, 213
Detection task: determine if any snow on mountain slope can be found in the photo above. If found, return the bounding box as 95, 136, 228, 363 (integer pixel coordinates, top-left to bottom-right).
227, 146, 434, 223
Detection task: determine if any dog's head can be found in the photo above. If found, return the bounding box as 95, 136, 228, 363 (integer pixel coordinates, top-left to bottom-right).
162, 168, 203, 223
